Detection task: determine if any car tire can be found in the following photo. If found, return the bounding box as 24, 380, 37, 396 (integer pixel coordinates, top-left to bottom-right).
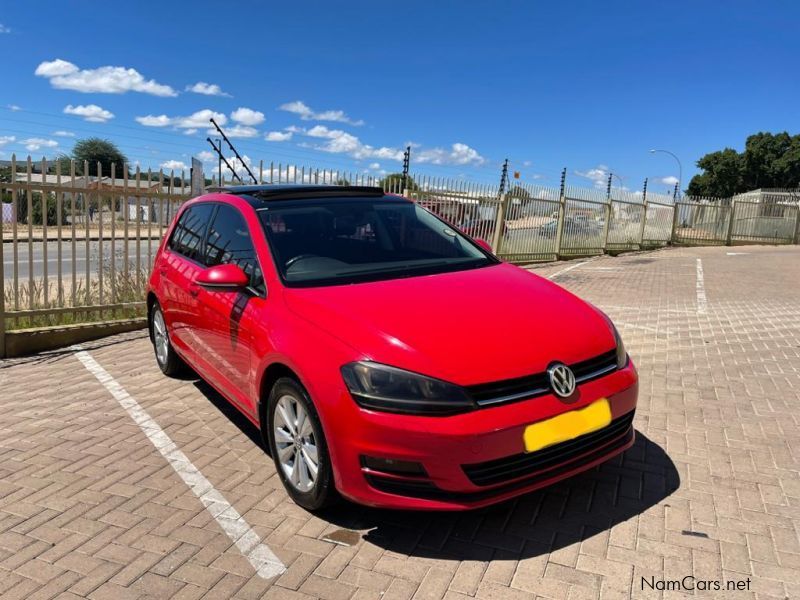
150, 302, 186, 377
267, 377, 336, 511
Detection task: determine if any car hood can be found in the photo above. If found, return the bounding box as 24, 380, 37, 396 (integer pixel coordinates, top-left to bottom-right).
282, 262, 615, 386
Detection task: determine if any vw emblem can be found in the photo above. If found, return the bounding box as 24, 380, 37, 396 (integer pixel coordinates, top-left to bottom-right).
548, 363, 576, 398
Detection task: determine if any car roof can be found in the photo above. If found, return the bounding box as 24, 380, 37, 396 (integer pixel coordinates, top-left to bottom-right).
206, 184, 400, 207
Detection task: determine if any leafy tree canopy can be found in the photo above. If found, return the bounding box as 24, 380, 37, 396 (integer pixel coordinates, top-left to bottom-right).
507, 184, 531, 199
379, 173, 418, 192
687, 132, 800, 197
49, 138, 130, 177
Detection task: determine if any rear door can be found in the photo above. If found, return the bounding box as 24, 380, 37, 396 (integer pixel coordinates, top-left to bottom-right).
160, 203, 214, 349
195, 204, 266, 415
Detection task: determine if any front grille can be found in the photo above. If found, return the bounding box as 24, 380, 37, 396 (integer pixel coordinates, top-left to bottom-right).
463, 410, 635, 487
465, 348, 618, 407
365, 421, 634, 503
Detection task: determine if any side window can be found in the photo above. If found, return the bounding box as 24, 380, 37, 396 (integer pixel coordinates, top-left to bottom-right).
204, 205, 265, 295
168, 203, 215, 263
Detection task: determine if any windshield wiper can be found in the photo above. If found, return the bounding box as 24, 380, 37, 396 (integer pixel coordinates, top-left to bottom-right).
334, 259, 484, 277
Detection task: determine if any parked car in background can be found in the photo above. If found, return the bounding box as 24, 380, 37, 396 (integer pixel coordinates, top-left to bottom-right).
147, 185, 638, 510
461, 218, 505, 240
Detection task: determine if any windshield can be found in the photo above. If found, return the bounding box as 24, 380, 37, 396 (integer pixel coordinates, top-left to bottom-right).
258, 198, 496, 286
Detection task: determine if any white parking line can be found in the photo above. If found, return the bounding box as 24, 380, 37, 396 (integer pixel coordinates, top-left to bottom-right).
696, 258, 707, 314
547, 257, 598, 280
73, 347, 286, 579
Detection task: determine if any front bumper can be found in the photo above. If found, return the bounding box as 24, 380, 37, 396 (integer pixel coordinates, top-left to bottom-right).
326, 360, 639, 510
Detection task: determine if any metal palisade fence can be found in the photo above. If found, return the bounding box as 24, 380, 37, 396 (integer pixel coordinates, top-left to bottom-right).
1, 155, 799, 356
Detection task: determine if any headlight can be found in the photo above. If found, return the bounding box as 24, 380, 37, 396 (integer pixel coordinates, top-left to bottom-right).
341, 362, 474, 416
611, 322, 628, 369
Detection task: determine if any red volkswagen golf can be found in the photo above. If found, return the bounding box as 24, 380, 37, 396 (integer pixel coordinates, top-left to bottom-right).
147, 185, 638, 511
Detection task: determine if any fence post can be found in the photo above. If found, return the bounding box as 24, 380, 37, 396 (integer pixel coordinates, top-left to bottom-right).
491, 193, 509, 254
725, 200, 736, 246
638, 201, 648, 248
670, 202, 680, 244
601, 200, 611, 253
793, 205, 800, 245
555, 196, 567, 259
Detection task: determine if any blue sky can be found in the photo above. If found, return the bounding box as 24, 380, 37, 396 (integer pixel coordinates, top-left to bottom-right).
1, 1, 798, 195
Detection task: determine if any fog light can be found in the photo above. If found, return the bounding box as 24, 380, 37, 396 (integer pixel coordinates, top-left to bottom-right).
360, 455, 427, 476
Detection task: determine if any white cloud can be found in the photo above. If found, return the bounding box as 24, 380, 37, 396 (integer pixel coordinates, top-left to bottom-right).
35, 59, 177, 96
7, 104, 21, 111
161, 160, 188, 171
196, 151, 216, 162
575, 165, 609, 189
661, 175, 679, 186
279, 100, 364, 125
221, 125, 259, 138
22, 138, 58, 151
265, 131, 292, 142
52, 130, 75, 137
0, 24, 11, 34
186, 81, 231, 97
135, 114, 171, 127
64, 104, 115, 122
136, 109, 227, 130
416, 143, 485, 166
368, 162, 381, 170
300, 125, 403, 161
215, 154, 255, 179
35, 59, 77, 77
230, 107, 264, 126
183, 128, 198, 135
0, 135, 16, 147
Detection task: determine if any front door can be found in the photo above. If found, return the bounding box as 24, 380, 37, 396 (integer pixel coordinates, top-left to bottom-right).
194, 204, 265, 417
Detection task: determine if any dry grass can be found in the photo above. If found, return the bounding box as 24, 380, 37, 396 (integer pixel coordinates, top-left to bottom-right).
3, 268, 148, 330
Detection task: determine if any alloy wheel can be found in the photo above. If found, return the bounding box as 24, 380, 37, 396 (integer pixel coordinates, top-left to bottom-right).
152, 308, 169, 366
273, 394, 319, 492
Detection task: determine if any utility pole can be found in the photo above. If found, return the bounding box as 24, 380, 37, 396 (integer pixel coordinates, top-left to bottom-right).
673, 181, 679, 200
559, 168, 567, 198
606, 173, 613, 200
499, 158, 509, 195
216, 138, 222, 185
642, 177, 648, 203
402, 146, 411, 190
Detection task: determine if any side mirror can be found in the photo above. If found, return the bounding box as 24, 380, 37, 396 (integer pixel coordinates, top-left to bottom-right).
474, 238, 493, 253
196, 263, 249, 291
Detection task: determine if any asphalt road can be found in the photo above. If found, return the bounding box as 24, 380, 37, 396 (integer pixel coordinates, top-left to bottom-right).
2, 238, 162, 280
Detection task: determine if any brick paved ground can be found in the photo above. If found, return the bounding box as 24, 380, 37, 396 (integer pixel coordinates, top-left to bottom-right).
1, 244, 798, 600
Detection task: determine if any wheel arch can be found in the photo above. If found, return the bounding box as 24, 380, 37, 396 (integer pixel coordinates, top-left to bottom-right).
146, 291, 158, 342
257, 362, 299, 435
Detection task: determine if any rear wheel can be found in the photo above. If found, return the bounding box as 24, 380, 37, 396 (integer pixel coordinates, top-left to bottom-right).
150, 303, 186, 376
267, 377, 336, 510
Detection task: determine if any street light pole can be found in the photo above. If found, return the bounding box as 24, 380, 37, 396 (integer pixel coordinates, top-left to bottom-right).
649, 149, 682, 199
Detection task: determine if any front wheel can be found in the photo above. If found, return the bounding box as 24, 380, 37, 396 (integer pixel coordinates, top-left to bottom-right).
267, 377, 336, 510
150, 302, 186, 377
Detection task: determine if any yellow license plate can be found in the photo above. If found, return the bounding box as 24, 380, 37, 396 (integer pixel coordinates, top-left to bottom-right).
523, 399, 612, 453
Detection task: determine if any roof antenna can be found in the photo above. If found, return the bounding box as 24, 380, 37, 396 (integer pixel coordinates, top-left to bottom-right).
209, 117, 258, 184
206, 137, 244, 184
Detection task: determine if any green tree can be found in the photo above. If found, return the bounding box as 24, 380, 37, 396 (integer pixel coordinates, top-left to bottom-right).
14, 192, 66, 226
335, 178, 351, 186
506, 185, 531, 199
687, 132, 800, 197
71, 138, 129, 177
378, 173, 418, 192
